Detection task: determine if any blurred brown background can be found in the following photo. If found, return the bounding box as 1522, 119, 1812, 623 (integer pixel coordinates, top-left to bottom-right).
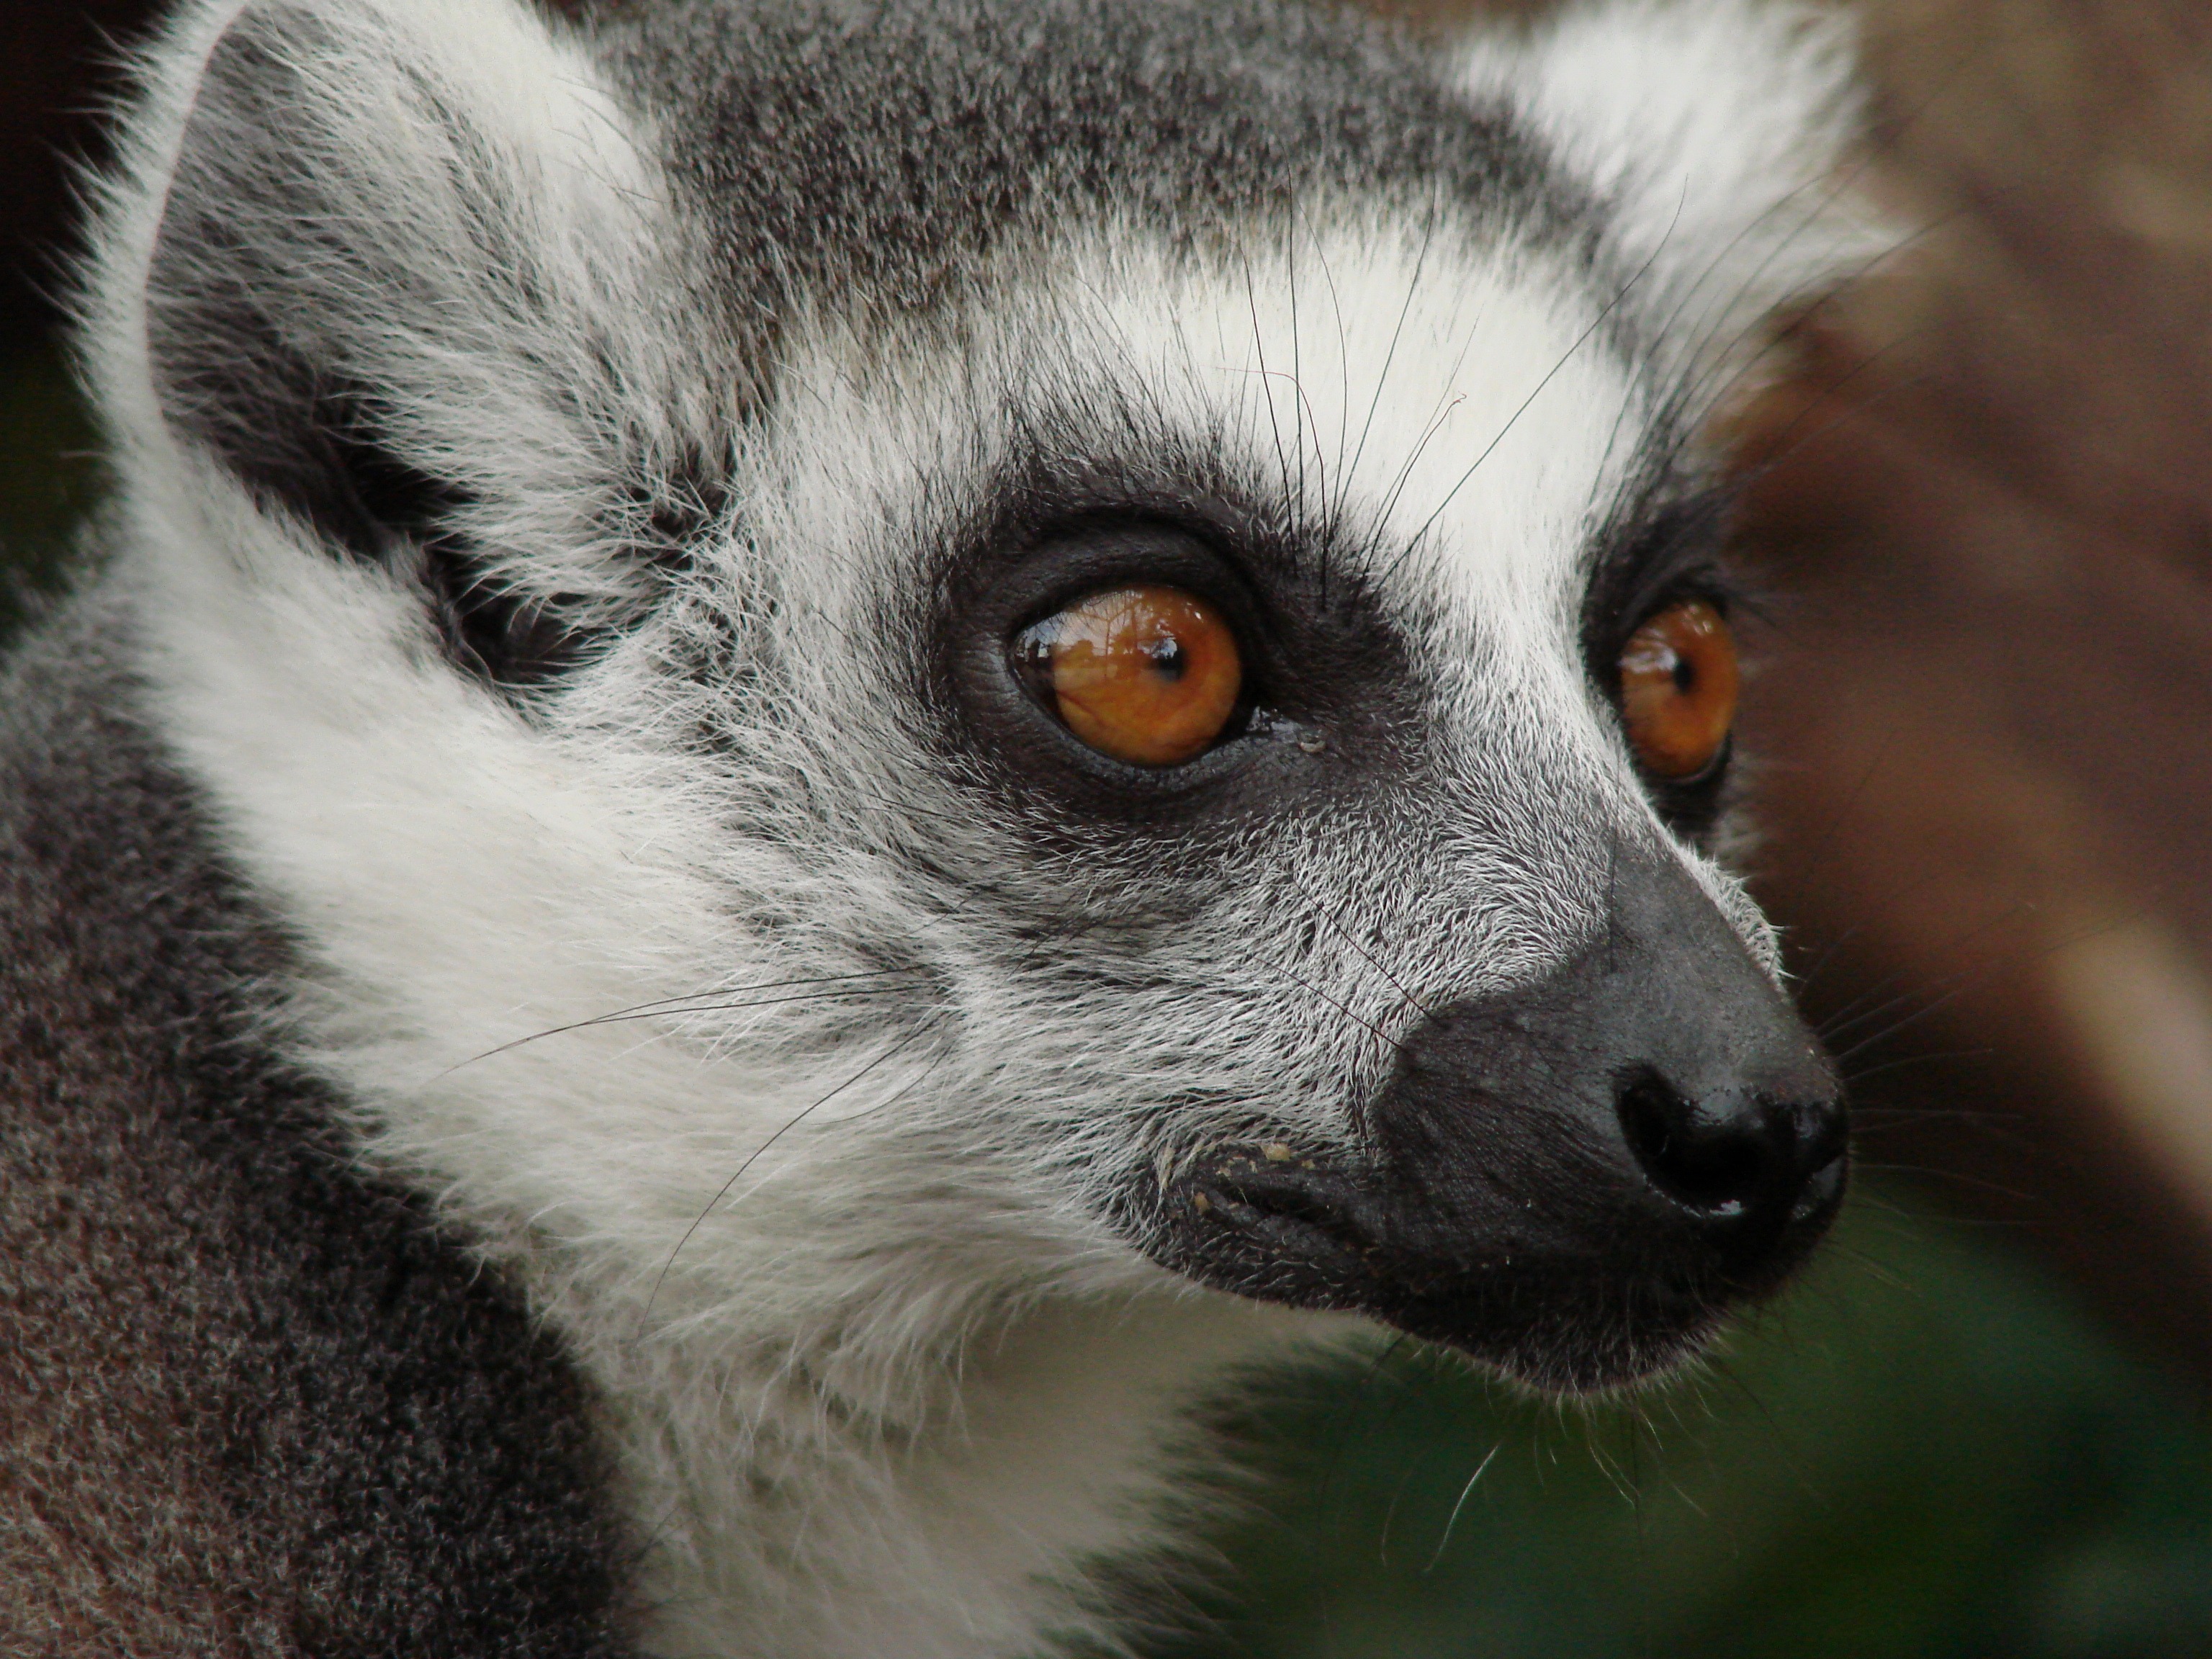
1748, 0, 2212, 1389
3, 0, 2208, 1383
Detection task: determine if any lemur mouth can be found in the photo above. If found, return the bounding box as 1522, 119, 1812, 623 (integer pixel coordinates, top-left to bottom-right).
1138, 855, 1847, 1395
1148, 1133, 1842, 1394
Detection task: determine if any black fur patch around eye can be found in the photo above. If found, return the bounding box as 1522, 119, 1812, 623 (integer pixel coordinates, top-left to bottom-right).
916, 431, 1431, 863
1583, 484, 1737, 661
1581, 480, 1745, 840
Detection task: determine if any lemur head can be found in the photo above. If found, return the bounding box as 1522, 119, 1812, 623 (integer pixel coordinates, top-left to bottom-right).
90, 0, 1871, 1395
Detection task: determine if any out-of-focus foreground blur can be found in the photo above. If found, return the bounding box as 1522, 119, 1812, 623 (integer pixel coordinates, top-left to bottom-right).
4, 0, 2211, 1653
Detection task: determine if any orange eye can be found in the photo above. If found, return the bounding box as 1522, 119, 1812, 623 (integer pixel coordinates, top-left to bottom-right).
1618, 599, 1738, 780
1015, 584, 1243, 766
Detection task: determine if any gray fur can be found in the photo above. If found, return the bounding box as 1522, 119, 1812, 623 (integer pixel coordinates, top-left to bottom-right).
0, 609, 631, 1654
4, 0, 1876, 1649
600, 0, 1587, 341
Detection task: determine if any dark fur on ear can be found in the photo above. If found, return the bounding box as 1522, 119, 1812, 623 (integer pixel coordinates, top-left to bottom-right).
132, 0, 714, 687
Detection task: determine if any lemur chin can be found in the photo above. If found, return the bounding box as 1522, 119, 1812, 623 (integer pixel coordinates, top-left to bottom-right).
0, 0, 1877, 1651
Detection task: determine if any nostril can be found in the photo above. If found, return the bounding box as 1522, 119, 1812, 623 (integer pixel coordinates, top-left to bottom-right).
1617, 1068, 1848, 1226
1617, 1071, 1770, 1217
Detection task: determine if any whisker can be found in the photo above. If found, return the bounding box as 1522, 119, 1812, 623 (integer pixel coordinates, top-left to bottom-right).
1670, 19, 2002, 433
1241, 248, 1298, 520
1810, 898, 2050, 1046
1841, 1046, 1997, 1089
1419, 1439, 1503, 1575
1287, 207, 1309, 530
1813, 899, 2146, 1068
1808, 899, 2033, 1038
1302, 202, 1354, 572
1286, 876, 1434, 1020
1268, 957, 1406, 1055
1389, 230, 1673, 582
643, 1018, 944, 1325
1822, 1240, 1920, 1298
1825, 984, 1979, 1067
1849, 1161, 2041, 1208
436, 968, 931, 1076
1368, 387, 1470, 548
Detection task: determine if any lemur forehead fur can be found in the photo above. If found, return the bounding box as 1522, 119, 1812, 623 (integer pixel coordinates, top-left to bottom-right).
0, 0, 1874, 1652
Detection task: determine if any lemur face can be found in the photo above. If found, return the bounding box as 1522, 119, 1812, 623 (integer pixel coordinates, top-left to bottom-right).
106, 0, 1864, 1398
705, 229, 1843, 1392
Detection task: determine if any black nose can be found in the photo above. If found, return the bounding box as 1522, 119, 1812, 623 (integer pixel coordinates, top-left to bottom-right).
1335, 848, 1845, 1385
1617, 1069, 1847, 1229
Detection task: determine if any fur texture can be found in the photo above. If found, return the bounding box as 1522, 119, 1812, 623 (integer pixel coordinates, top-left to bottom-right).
0, 612, 629, 1655
1, 0, 1875, 1652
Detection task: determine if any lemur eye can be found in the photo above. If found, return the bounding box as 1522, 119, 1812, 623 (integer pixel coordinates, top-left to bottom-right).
1619, 599, 1738, 780
1014, 585, 1243, 765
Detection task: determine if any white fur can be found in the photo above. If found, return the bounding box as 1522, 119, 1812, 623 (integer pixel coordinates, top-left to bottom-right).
82, 0, 1870, 1652
1456, 0, 1884, 399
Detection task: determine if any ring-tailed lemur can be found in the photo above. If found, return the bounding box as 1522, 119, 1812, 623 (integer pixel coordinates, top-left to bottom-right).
0, 0, 1875, 1650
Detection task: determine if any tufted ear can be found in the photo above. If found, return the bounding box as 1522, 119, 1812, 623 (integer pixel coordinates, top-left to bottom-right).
1457, 0, 1887, 400
97, 0, 711, 685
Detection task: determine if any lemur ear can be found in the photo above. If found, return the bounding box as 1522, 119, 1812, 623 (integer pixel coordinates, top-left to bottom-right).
1456, 0, 1884, 397
108, 0, 701, 683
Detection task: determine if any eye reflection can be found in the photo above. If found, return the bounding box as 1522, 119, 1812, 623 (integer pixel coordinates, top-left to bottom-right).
1618, 599, 1738, 781
1015, 585, 1243, 766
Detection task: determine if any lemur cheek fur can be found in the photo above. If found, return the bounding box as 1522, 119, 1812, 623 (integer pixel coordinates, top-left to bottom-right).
1, 0, 1884, 1650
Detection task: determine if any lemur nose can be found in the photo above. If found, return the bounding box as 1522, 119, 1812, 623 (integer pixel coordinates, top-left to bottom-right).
1354, 845, 1848, 1354
1617, 1070, 1847, 1229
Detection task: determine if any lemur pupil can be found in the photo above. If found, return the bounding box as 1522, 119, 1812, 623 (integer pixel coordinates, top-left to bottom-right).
1149, 637, 1187, 680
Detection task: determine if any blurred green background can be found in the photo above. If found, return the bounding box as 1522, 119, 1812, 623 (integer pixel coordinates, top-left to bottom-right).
0, 346, 97, 637
4, 341, 2209, 1659
1173, 1200, 2212, 1659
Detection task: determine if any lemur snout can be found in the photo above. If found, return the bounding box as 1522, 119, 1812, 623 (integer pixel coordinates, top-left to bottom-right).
1153, 850, 1845, 1393
1616, 1069, 1848, 1232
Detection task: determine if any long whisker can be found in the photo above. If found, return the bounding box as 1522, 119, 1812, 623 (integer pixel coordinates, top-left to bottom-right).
1849, 1161, 2041, 1208
1303, 202, 1354, 570
1269, 957, 1406, 1055
1671, 15, 2005, 430
1241, 248, 1298, 517
436, 968, 931, 1076
1420, 1439, 1503, 1575
1369, 388, 1469, 549
1804, 896, 2036, 1036
1344, 190, 1442, 518
1287, 207, 1310, 533
1287, 877, 1434, 1020
1817, 906, 2148, 1072
1389, 231, 1673, 582
1681, 212, 1948, 451
1841, 1046, 1997, 1089
643, 1019, 943, 1324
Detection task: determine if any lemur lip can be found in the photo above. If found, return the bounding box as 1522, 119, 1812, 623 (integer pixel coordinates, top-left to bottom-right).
1146, 1142, 1840, 1391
